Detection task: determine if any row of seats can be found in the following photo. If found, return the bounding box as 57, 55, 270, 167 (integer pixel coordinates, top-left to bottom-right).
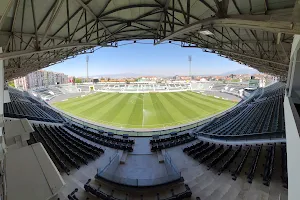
37, 104, 65, 122
211, 96, 284, 136
246, 145, 262, 183
262, 144, 275, 186
30, 127, 71, 174
281, 144, 288, 188
84, 179, 192, 200
199, 83, 285, 136
4, 101, 60, 122
200, 105, 247, 133
72, 124, 134, 144
64, 124, 134, 151
29, 124, 104, 174
55, 125, 104, 156
150, 133, 197, 151
67, 188, 79, 200
183, 141, 287, 188
259, 83, 285, 99
5, 89, 64, 122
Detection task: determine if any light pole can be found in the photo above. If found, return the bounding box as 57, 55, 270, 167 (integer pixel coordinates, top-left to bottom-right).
188, 55, 192, 80
86, 55, 89, 81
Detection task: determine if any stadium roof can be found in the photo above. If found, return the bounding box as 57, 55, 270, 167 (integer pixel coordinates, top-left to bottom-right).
0, 0, 299, 80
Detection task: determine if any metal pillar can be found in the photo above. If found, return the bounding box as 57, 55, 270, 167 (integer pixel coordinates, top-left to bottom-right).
0, 47, 4, 125
86, 55, 89, 80
188, 56, 192, 77
286, 35, 300, 97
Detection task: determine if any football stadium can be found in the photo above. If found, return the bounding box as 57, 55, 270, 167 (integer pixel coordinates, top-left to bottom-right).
0, 0, 300, 200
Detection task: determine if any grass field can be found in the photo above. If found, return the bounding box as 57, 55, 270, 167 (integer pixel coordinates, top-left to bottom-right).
52, 91, 236, 129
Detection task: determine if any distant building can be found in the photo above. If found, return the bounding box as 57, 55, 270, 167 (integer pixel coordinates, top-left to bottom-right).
139, 76, 157, 81
14, 70, 68, 90
173, 75, 180, 80
68, 76, 75, 83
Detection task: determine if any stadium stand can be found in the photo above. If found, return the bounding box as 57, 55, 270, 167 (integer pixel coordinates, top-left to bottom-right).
4, 88, 64, 123
198, 82, 285, 137
2, 82, 287, 199
183, 141, 287, 188
77, 85, 90, 92
150, 133, 197, 151
28, 124, 104, 174
64, 124, 135, 151
1, 0, 297, 198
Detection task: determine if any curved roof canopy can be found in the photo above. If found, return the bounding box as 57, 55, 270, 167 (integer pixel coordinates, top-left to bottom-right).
0, 0, 299, 79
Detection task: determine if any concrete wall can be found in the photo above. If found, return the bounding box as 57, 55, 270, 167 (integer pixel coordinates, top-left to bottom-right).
285, 35, 300, 200
284, 97, 300, 200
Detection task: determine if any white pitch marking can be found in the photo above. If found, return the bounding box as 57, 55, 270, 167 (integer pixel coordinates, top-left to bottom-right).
142, 94, 145, 127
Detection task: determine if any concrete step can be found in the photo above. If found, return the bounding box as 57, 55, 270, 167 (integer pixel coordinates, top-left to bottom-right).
199, 173, 229, 200
221, 185, 240, 200
157, 150, 164, 163
120, 151, 128, 164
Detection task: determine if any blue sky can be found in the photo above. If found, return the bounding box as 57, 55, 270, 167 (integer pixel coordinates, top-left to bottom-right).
46, 40, 257, 77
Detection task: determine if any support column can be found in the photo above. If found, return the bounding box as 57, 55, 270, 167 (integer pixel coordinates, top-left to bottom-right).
284, 35, 300, 200
0, 47, 4, 125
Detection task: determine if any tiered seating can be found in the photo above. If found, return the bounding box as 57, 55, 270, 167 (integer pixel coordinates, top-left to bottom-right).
259, 82, 285, 99
199, 82, 285, 137
4, 101, 60, 122
247, 145, 262, 183
218, 145, 242, 175
77, 85, 90, 92
64, 124, 134, 151
27, 96, 42, 105
200, 105, 247, 133
84, 179, 192, 200
48, 86, 64, 95
5, 89, 64, 122
183, 141, 287, 188
67, 188, 79, 200
232, 146, 251, 180
281, 144, 288, 188
212, 84, 225, 91
150, 133, 196, 151
200, 145, 224, 163
9, 92, 30, 102
262, 144, 275, 186
193, 143, 214, 159
36, 104, 65, 121
29, 124, 104, 174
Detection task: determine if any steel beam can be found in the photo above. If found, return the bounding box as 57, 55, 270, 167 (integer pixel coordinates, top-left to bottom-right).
156, 0, 170, 37
206, 47, 289, 67
199, 0, 216, 14
0, 42, 99, 60
0, 31, 66, 41
41, 0, 65, 47
232, 0, 241, 14
0, 0, 14, 31
155, 13, 299, 44
74, 0, 116, 41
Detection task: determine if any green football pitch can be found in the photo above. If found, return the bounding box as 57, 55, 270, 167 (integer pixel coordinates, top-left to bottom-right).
52, 91, 236, 129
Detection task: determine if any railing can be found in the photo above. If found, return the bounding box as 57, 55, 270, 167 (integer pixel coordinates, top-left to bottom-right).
96, 152, 181, 187
199, 131, 286, 141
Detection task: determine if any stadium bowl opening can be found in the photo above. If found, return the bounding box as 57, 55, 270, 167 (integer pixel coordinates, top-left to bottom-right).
50, 90, 238, 131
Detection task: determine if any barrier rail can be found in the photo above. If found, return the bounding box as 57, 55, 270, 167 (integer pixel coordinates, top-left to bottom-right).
96, 152, 181, 187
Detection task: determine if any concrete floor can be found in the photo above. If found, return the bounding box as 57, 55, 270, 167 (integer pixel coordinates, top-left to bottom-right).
115, 154, 167, 179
